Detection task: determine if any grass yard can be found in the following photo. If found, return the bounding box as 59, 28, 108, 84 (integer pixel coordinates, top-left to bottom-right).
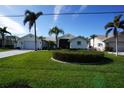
0, 48, 11, 52
0, 51, 123, 88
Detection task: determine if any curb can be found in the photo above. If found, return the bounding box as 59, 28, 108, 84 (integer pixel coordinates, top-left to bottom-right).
51, 57, 106, 65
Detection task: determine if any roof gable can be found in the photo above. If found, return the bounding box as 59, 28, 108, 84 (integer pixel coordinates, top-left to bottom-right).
95, 35, 107, 41
58, 33, 75, 39
69, 36, 87, 42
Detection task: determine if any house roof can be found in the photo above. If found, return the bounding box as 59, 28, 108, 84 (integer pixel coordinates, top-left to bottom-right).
20, 34, 41, 39
58, 33, 75, 39
69, 36, 88, 42
95, 35, 107, 41
20, 34, 34, 38
43, 37, 55, 42
104, 32, 124, 42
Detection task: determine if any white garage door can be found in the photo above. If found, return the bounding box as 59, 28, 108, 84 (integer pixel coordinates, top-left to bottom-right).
118, 42, 124, 52
24, 41, 35, 50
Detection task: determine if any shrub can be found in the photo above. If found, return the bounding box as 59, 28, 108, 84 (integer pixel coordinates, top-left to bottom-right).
52, 50, 105, 63
5, 45, 14, 49
105, 46, 113, 52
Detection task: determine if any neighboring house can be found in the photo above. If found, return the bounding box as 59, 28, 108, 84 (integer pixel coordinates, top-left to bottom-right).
104, 32, 124, 52
5, 36, 19, 48
17, 34, 42, 50
58, 34, 75, 49
42, 37, 56, 49
90, 35, 106, 51
0, 35, 18, 48
69, 36, 88, 49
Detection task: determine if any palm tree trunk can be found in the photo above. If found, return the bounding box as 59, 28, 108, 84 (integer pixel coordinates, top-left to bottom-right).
34, 21, 37, 51
115, 35, 118, 56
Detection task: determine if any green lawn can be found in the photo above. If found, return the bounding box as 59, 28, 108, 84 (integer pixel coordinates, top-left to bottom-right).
0, 48, 11, 52
0, 51, 123, 88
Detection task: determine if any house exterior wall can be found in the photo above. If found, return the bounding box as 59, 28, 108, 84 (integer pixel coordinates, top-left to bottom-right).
90, 38, 105, 51
105, 35, 124, 52
105, 41, 124, 52
17, 34, 42, 50
70, 38, 88, 49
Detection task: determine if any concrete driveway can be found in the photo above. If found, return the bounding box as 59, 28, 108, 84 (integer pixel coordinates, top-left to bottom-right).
0, 50, 32, 58
108, 52, 124, 56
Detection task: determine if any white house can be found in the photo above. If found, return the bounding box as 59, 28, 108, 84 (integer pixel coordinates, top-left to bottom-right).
90, 35, 106, 51
104, 32, 124, 52
69, 36, 88, 49
17, 34, 42, 50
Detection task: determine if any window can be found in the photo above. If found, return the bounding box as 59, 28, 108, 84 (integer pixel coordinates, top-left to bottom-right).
98, 43, 103, 47
77, 41, 81, 45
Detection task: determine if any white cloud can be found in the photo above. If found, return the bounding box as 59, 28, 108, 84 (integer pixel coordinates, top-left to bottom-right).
0, 14, 28, 37
72, 5, 87, 18
53, 5, 87, 21
53, 5, 65, 22
79, 5, 87, 12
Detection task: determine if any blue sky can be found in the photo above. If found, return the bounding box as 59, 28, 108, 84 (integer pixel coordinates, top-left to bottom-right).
0, 5, 124, 37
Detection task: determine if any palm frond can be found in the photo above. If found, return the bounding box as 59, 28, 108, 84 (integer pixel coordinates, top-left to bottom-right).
48, 29, 54, 36
25, 10, 32, 15
4, 30, 11, 35
105, 28, 113, 37
36, 12, 43, 19
114, 14, 123, 23
58, 29, 64, 35
105, 22, 114, 29
29, 21, 34, 31
0, 27, 11, 35
23, 15, 30, 25
90, 34, 97, 39
48, 26, 64, 36
119, 24, 124, 31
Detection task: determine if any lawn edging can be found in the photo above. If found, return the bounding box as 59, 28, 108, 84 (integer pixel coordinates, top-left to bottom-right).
51, 57, 109, 65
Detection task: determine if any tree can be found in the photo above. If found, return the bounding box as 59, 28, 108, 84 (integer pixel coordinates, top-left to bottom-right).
105, 14, 124, 56
24, 10, 43, 51
0, 27, 11, 48
48, 26, 64, 48
90, 34, 97, 49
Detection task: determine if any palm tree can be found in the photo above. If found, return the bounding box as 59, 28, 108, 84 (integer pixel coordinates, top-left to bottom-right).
105, 14, 124, 56
0, 27, 11, 48
48, 26, 64, 48
90, 34, 97, 49
24, 10, 43, 51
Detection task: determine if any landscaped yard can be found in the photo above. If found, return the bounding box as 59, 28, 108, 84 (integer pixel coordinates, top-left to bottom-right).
0, 50, 123, 87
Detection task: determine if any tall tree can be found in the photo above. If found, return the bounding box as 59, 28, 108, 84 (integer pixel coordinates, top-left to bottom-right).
105, 14, 124, 56
24, 10, 43, 51
48, 26, 64, 48
90, 34, 97, 49
0, 27, 11, 48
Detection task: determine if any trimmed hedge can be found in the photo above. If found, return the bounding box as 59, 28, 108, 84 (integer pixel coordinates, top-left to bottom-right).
52, 50, 105, 63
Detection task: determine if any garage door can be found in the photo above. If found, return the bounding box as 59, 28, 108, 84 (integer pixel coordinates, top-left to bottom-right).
118, 42, 124, 52
24, 41, 35, 50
